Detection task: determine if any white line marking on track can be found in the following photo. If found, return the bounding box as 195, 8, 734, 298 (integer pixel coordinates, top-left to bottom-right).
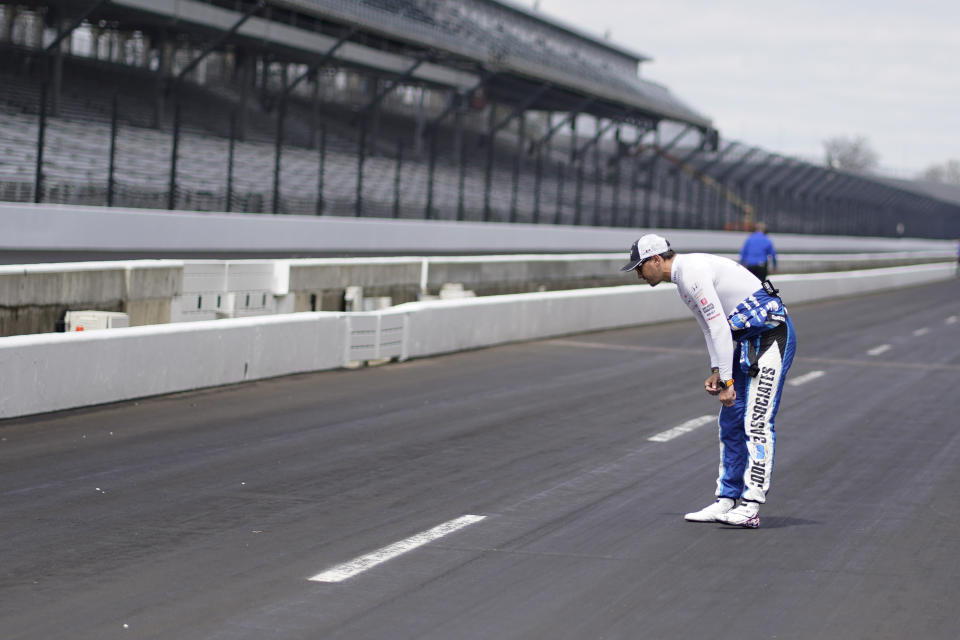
648, 415, 715, 442
867, 344, 891, 356
788, 370, 825, 387
308, 515, 486, 583
913, 328, 930, 336
947, 316, 957, 325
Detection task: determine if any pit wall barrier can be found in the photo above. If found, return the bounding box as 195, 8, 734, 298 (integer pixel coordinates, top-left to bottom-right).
0, 262, 955, 419
2, 249, 955, 337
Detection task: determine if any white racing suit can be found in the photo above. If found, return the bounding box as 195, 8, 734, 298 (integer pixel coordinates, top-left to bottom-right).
671, 254, 797, 503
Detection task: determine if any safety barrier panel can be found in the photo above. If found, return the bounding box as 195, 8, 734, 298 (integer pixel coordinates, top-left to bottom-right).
0, 262, 955, 419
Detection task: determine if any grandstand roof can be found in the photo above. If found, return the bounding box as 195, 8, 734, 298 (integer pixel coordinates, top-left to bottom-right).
96, 0, 710, 129
877, 177, 960, 207
473, 0, 654, 64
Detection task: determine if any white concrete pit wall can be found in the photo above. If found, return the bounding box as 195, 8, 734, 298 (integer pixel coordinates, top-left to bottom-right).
0, 262, 955, 419
0, 312, 348, 418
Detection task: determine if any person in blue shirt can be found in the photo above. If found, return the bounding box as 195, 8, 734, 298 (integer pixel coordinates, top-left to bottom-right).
739, 222, 777, 281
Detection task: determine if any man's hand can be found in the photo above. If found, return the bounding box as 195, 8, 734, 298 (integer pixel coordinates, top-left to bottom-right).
718, 385, 736, 407
704, 372, 722, 396
706, 371, 737, 406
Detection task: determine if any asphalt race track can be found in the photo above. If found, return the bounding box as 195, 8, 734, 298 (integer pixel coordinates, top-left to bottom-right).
2, 280, 959, 639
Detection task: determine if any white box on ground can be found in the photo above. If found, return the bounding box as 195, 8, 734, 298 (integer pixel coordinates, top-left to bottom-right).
64, 310, 130, 331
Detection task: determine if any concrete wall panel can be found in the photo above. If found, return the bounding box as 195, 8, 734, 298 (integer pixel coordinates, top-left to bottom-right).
1, 262, 955, 420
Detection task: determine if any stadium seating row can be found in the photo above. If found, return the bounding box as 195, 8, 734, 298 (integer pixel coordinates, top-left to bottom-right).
0, 104, 680, 223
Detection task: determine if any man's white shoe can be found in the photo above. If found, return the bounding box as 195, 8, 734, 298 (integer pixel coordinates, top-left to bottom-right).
715, 501, 760, 528
684, 498, 735, 522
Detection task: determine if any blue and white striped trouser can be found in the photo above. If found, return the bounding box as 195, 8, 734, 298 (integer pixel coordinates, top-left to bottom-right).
716, 316, 797, 503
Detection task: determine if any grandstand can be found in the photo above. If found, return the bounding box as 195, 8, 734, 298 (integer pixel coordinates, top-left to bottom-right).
1, 0, 958, 238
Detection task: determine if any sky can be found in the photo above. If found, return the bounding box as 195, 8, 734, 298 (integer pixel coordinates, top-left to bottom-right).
534, 0, 960, 177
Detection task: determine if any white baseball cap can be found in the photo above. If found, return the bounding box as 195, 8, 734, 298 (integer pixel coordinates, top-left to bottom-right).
619, 234, 671, 272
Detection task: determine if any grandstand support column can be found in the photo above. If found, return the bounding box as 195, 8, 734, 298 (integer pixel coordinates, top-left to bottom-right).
426, 129, 438, 219
317, 125, 327, 216
510, 112, 525, 223
272, 68, 287, 215
356, 116, 367, 217
544, 112, 554, 166
683, 160, 699, 229
569, 114, 578, 165
574, 155, 584, 226
457, 139, 467, 221
453, 96, 464, 165
227, 110, 237, 212
415, 85, 426, 157
629, 147, 639, 227
394, 139, 403, 218
483, 103, 497, 222
611, 124, 622, 226
33, 82, 47, 204
555, 162, 566, 224
593, 119, 602, 226
167, 102, 181, 210
533, 143, 543, 224
107, 93, 118, 207
311, 73, 320, 150
572, 117, 583, 225
371, 78, 384, 154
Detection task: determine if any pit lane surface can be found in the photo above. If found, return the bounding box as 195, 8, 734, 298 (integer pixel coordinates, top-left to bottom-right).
2, 280, 959, 639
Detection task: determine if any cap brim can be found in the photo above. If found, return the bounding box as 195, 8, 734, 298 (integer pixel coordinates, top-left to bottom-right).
620, 260, 642, 272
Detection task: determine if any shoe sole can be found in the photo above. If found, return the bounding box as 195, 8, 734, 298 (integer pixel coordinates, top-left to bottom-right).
717, 517, 759, 529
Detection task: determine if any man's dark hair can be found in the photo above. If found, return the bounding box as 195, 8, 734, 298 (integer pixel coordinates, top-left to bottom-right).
659, 249, 676, 260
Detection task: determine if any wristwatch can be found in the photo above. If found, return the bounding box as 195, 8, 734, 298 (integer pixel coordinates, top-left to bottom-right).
719, 378, 734, 389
